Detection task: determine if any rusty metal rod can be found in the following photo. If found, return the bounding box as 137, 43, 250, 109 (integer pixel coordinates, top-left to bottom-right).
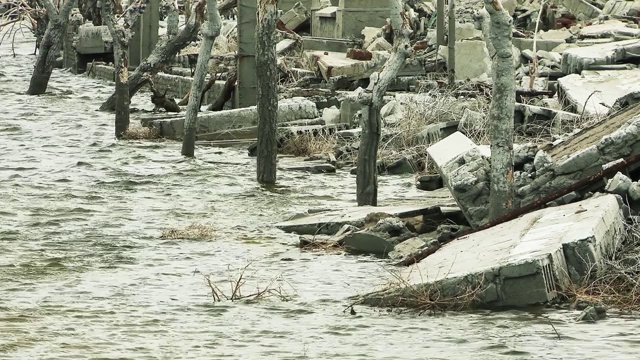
395, 151, 640, 266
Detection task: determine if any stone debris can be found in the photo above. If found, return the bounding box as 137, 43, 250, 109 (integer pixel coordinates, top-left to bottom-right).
356, 195, 625, 308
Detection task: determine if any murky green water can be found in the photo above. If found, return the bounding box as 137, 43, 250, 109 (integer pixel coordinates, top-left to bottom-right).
2, 30, 640, 360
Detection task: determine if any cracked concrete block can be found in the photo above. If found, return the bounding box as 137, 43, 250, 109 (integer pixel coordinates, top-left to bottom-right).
555, 145, 602, 175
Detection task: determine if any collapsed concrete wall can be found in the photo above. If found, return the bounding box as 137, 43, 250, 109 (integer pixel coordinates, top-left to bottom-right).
427, 107, 640, 228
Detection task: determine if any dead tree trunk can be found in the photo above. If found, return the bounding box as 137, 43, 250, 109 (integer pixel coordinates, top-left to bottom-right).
207, 70, 237, 111
26, 0, 74, 95
99, 0, 207, 111
182, 0, 222, 157
255, 0, 278, 184
484, 0, 515, 220
356, 0, 412, 206
102, 0, 147, 138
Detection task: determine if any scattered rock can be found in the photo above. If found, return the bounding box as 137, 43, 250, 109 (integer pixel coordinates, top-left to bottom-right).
605, 171, 632, 196
533, 150, 553, 175
416, 174, 443, 191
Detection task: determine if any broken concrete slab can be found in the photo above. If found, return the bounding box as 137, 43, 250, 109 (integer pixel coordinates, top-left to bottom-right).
357, 195, 625, 308
308, 50, 387, 81
275, 189, 455, 235
280, 1, 310, 31
388, 234, 439, 262
562, 0, 603, 19
558, 69, 640, 115
439, 40, 491, 81
578, 20, 640, 38
427, 132, 491, 228
561, 39, 640, 74
512, 37, 566, 52
604, 0, 640, 16
146, 97, 318, 139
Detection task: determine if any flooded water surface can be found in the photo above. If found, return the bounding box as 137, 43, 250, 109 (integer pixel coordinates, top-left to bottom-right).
1, 32, 640, 360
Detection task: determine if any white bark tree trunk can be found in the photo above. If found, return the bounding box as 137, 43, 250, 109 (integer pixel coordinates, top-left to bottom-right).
26, 0, 75, 95
484, 0, 515, 220
181, 0, 222, 157
255, 0, 278, 184
356, 0, 412, 206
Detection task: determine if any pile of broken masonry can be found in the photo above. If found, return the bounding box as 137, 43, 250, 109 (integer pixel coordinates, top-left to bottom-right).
268, 0, 640, 311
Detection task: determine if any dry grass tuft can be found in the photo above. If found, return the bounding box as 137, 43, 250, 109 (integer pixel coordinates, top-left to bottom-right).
122, 124, 161, 140
354, 266, 487, 314
204, 262, 295, 303
160, 223, 215, 240
280, 132, 338, 158
562, 219, 640, 311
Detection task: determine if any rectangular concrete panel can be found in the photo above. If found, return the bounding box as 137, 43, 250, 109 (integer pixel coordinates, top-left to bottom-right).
558, 69, 640, 115
129, 0, 160, 67
359, 195, 624, 308
236, 0, 258, 108
335, 0, 389, 39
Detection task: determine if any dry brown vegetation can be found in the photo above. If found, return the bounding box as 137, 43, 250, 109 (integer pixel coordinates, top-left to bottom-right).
353, 266, 486, 314
160, 223, 215, 240
203, 262, 295, 303
562, 219, 640, 312
122, 124, 161, 140
279, 132, 338, 157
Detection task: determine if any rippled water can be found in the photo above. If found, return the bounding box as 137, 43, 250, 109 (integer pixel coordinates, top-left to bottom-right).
2, 30, 640, 360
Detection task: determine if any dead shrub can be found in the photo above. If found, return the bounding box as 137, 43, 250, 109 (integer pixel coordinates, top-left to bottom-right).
279, 132, 337, 157
160, 223, 215, 240
562, 218, 640, 311
204, 262, 295, 303
122, 124, 161, 140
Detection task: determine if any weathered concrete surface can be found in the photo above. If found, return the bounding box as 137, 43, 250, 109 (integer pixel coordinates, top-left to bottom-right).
146, 97, 318, 139
280, 1, 310, 31
427, 132, 491, 228
578, 20, 640, 38
275, 188, 455, 235
439, 40, 491, 81
562, 0, 602, 19
86, 63, 227, 106
358, 195, 625, 308
334, 0, 389, 39
308, 50, 388, 81
558, 69, 640, 115
561, 39, 640, 74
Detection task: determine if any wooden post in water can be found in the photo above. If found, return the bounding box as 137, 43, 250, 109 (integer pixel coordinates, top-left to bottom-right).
256, 0, 278, 184
236, 0, 258, 108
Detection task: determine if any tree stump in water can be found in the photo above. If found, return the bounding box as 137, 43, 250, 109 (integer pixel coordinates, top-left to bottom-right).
149, 80, 181, 113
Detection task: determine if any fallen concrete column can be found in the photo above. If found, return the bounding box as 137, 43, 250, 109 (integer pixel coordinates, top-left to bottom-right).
147, 97, 319, 139
356, 195, 625, 308
561, 39, 640, 74
562, 0, 602, 19
426, 132, 491, 228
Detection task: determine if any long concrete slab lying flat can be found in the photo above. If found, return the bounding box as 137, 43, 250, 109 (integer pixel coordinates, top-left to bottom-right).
144, 97, 318, 140
561, 39, 640, 74
558, 69, 640, 115
276, 188, 455, 235
358, 194, 624, 308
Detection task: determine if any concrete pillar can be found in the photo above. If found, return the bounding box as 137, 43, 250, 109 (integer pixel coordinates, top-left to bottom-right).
129, 0, 160, 67
235, 0, 258, 108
